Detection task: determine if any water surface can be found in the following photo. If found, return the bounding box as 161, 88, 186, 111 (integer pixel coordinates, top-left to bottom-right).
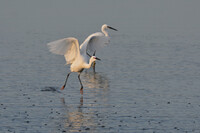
1, 0, 200, 132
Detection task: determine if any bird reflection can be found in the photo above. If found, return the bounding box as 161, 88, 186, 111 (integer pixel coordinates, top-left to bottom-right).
81, 71, 109, 89
60, 96, 95, 132
59, 72, 110, 132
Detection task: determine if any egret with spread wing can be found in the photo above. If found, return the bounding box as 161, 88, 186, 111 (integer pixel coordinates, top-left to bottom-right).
81, 24, 117, 71
47, 37, 100, 94
47, 24, 117, 93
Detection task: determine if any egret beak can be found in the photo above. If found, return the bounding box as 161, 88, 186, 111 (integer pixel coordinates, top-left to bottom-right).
107, 26, 118, 31
95, 57, 101, 61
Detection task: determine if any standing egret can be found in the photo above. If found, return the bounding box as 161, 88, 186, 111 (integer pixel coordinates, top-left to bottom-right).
80, 24, 117, 72
47, 37, 101, 94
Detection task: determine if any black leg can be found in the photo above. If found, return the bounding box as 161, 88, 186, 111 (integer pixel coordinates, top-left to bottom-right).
93, 61, 96, 72
93, 51, 96, 72
78, 73, 83, 94
78, 73, 83, 89
61, 72, 71, 90
93, 51, 96, 56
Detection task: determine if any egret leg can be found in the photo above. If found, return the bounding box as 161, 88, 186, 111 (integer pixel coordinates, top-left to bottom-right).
61, 72, 71, 90
92, 51, 96, 72
78, 73, 83, 94
92, 61, 96, 72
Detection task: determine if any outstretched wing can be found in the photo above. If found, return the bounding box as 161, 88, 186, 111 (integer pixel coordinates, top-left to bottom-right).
47, 37, 80, 64
80, 32, 110, 55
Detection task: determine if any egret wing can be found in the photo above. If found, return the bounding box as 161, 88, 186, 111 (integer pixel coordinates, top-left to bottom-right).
84, 33, 110, 54
47, 37, 80, 64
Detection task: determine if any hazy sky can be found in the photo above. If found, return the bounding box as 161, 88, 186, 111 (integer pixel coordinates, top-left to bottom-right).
0, 0, 200, 33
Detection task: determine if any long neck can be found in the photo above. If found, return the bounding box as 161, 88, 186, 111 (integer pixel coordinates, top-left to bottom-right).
102, 28, 108, 37
84, 59, 94, 69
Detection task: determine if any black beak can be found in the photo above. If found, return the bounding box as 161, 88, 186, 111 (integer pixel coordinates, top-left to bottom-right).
107, 26, 118, 31
95, 57, 101, 61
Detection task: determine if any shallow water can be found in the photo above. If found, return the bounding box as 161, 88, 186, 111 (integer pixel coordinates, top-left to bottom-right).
1, 0, 200, 133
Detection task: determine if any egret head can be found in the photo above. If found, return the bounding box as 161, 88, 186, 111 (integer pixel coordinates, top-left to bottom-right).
90, 56, 101, 63
102, 24, 118, 31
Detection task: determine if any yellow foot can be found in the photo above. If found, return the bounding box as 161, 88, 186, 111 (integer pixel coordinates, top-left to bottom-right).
61, 85, 65, 90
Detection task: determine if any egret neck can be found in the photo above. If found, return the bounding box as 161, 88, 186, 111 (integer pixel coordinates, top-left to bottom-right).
84, 56, 97, 69
101, 26, 109, 37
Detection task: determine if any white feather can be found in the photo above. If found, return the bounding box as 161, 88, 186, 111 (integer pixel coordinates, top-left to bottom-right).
47, 24, 116, 66
80, 32, 110, 54
47, 37, 80, 64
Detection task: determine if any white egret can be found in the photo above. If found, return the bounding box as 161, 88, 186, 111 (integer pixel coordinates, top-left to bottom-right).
47, 37, 100, 93
47, 24, 117, 93
81, 24, 117, 71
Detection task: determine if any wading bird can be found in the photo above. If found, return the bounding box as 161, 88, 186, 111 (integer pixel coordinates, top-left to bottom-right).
47, 24, 117, 93
47, 37, 100, 94
81, 24, 117, 72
